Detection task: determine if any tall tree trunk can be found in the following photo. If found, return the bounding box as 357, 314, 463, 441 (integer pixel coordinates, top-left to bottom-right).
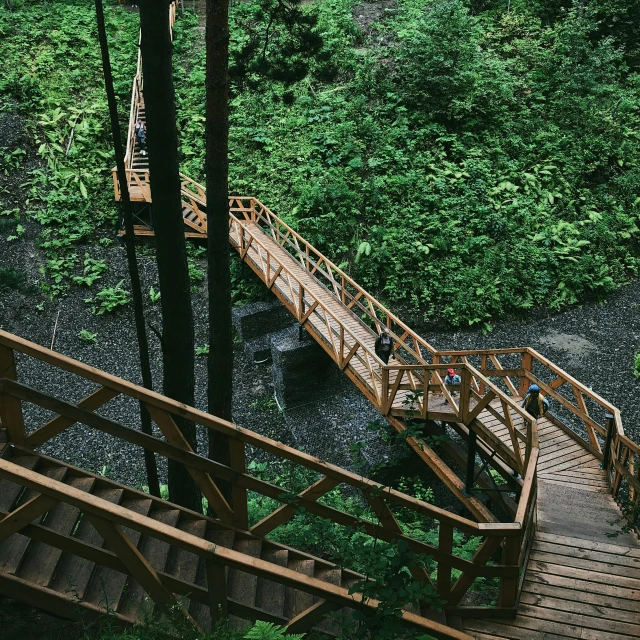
139, 0, 200, 512
94, 0, 159, 498
206, 0, 233, 503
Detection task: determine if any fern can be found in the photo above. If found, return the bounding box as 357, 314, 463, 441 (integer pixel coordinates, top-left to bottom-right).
243, 621, 305, 640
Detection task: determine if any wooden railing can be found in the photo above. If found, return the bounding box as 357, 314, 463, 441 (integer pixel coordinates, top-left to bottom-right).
0, 331, 538, 618
438, 347, 639, 525
231, 197, 438, 364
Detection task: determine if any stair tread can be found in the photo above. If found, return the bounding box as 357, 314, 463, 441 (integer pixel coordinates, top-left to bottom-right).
118, 508, 181, 618
17, 476, 95, 587
84, 497, 153, 610
314, 567, 342, 635
51, 486, 124, 599
228, 539, 261, 606
0, 465, 67, 575
0, 454, 39, 511
284, 558, 314, 619
255, 549, 288, 618
166, 518, 207, 584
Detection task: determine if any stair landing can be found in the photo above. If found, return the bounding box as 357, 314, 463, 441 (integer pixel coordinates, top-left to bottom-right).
464, 418, 640, 640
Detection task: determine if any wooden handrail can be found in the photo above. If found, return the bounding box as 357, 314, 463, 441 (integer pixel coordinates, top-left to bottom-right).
0, 457, 472, 640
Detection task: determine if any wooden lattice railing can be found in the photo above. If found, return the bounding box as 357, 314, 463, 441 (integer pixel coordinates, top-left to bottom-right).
0, 331, 538, 619
438, 347, 639, 524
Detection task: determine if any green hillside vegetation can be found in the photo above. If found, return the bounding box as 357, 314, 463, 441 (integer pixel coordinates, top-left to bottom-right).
1, 0, 639, 328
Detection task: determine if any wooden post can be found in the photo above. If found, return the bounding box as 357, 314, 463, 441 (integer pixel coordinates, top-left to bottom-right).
229, 440, 248, 530
519, 351, 532, 397
206, 559, 228, 623
437, 523, 453, 599
381, 367, 389, 413
499, 533, 521, 608
459, 367, 471, 423
465, 428, 477, 496
601, 413, 615, 471
0, 345, 25, 445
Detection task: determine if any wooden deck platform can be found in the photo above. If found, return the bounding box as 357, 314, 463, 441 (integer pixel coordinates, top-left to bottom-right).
464, 416, 640, 640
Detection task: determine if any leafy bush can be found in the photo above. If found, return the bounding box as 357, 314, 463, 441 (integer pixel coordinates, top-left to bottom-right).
633, 353, 640, 378
85, 280, 131, 314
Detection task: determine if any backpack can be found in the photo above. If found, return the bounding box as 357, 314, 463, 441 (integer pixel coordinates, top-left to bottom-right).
379, 334, 391, 353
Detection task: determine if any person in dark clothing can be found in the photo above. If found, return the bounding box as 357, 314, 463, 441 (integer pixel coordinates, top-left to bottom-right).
375, 327, 394, 365
521, 384, 549, 419
135, 119, 147, 156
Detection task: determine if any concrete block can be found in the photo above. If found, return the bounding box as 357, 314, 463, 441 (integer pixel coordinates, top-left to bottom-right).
232, 301, 296, 343
271, 331, 341, 409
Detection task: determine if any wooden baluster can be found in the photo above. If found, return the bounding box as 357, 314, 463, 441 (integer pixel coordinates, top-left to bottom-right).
499, 533, 521, 609
381, 366, 389, 413
519, 351, 532, 397
480, 355, 487, 395
206, 559, 228, 623
459, 366, 471, 423
0, 345, 25, 445
437, 523, 453, 599
230, 440, 248, 530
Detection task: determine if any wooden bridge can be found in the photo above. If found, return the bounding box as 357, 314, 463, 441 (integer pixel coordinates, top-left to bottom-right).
1, 4, 637, 639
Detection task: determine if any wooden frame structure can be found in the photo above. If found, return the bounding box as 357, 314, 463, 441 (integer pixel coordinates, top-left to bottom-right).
0, 331, 539, 629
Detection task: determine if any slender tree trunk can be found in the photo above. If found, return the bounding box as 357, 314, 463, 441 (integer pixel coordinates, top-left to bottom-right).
206, 0, 234, 502
95, 0, 159, 498
139, 0, 200, 512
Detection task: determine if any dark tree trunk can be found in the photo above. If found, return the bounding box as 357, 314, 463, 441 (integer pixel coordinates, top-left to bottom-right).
139, 0, 200, 512
94, 0, 159, 498
206, 0, 233, 502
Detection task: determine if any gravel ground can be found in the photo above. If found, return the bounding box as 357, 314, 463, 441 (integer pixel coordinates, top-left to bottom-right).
423, 283, 640, 443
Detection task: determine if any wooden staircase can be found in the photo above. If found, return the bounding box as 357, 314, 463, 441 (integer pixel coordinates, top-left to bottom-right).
0, 446, 361, 636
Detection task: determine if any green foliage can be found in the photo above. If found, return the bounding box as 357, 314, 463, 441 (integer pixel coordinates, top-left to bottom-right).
169, 0, 640, 325
633, 353, 640, 378
149, 286, 161, 303
195, 344, 209, 355
0, 1, 139, 297
243, 621, 304, 640
85, 280, 131, 314
72, 253, 108, 286
78, 329, 98, 344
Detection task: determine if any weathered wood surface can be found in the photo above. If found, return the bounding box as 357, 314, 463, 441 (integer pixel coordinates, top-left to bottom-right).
464, 417, 640, 640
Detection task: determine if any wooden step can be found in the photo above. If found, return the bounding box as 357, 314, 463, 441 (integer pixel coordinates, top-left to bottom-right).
51, 486, 125, 599
0, 453, 40, 511
83, 496, 153, 611
284, 558, 314, 619
118, 508, 181, 620
314, 567, 342, 635
16, 476, 95, 587
255, 549, 288, 618
228, 539, 261, 607
0, 465, 67, 576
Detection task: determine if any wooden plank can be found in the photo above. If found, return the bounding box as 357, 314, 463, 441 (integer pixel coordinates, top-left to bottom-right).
526, 560, 640, 593
531, 540, 640, 571
534, 530, 640, 557
465, 615, 581, 639
16, 476, 95, 586
118, 508, 181, 618
522, 579, 640, 614
86, 513, 183, 614
0, 493, 57, 542
251, 476, 340, 537
530, 549, 640, 580
146, 404, 233, 524
26, 386, 120, 448
0, 346, 25, 444
518, 602, 640, 638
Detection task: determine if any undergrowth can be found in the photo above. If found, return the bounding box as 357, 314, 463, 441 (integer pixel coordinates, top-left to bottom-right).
2, 0, 639, 324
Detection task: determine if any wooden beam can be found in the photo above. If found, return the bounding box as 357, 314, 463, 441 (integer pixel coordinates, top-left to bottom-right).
287, 599, 339, 633
145, 404, 234, 524
0, 494, 57, 542
206, 559, 227, 623
0, 346, 25, 444
251, 475, 340, 537
26, 386, 120, 448
86, 513, 182, 613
